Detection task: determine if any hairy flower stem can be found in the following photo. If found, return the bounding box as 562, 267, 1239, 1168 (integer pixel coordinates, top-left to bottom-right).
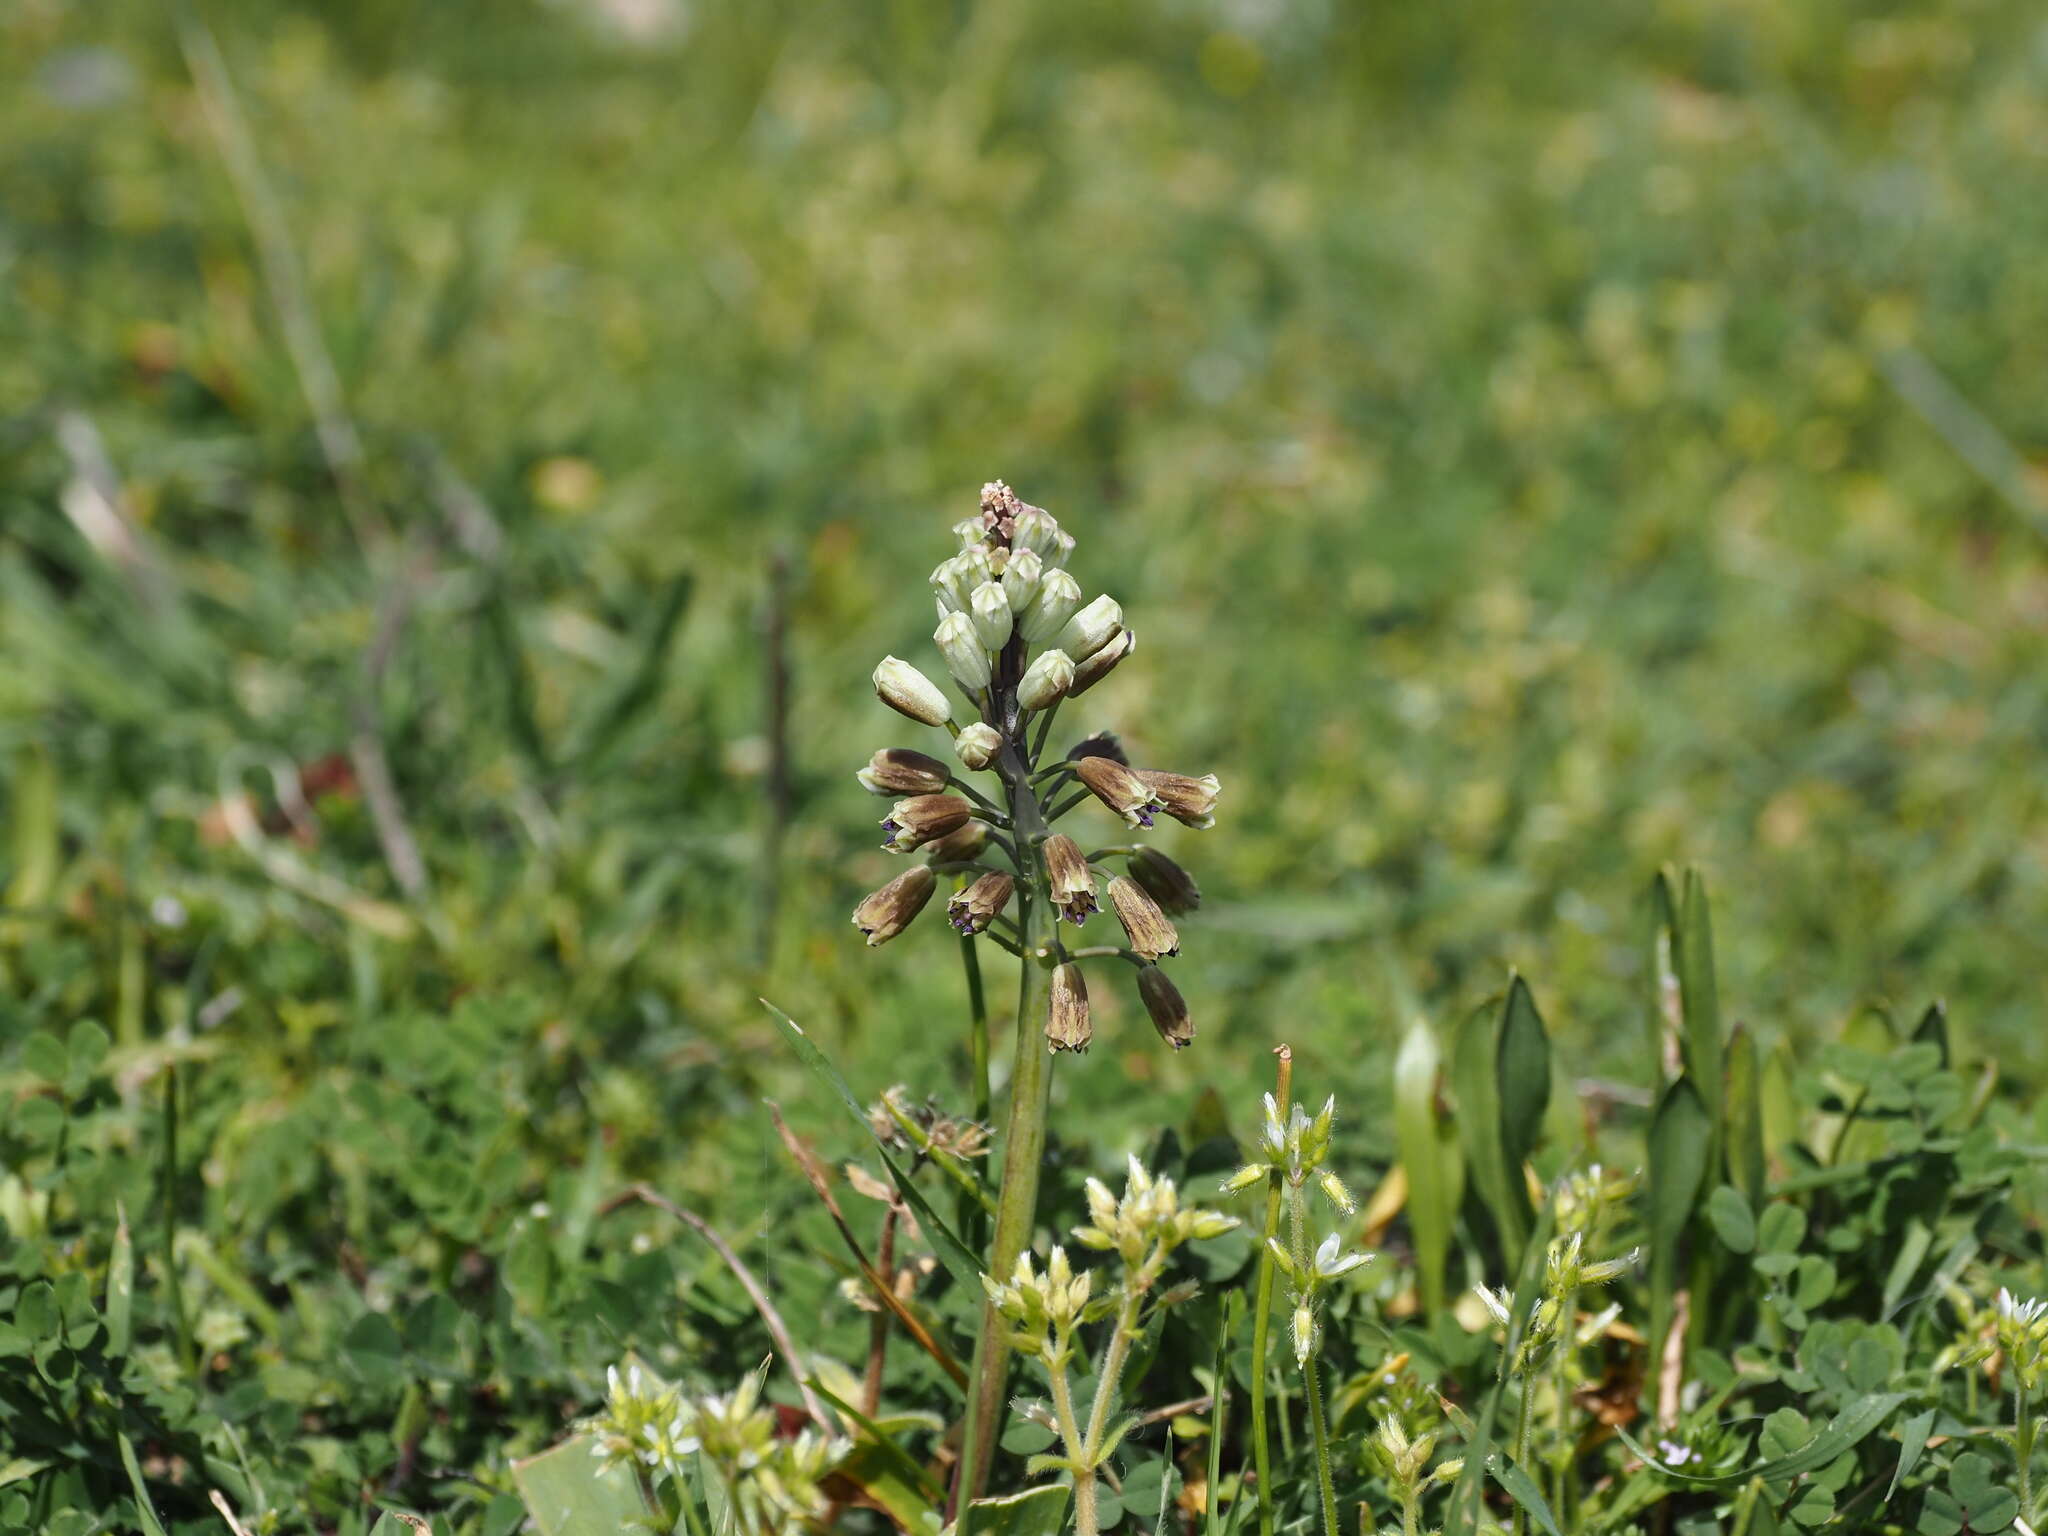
957, 742, 1058, 1507
1249, 1047, 1293, 1536
2020, 1378, 2036, 1518
1511, 1384, 1534, 1536
1551, 1285, 1578, 1519
1071, 1287, 1147, 1536
1289, 1185, 1340, 1536
1049, 1356, 1094, 1532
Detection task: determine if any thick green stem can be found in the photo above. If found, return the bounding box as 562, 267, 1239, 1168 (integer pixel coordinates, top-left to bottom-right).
1249, 1048, 1293, 1536
960, 924, 991, 1125
956, 744, 1059, 1508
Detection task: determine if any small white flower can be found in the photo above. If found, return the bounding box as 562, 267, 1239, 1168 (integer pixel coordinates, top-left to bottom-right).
1313, 1232, 1371, 1281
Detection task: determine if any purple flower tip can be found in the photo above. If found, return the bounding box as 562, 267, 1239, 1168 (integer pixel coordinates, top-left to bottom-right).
880, 818, 899, 834
1135, 809, 1155, 827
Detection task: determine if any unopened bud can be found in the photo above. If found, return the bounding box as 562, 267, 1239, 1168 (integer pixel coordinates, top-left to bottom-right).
954, 722, 1003, 771
952, 516, 989, 551
930, 556, 972, 614
873, 656, 952, 727
1127, 847, 1201, 914
922, 819, 991, 864
968, 582, 1013, 650
1002, 547, 1044, 612
1055, 596, 1123, 662
852, 866, 936, 946
1137, 964, 1195, 1049
1011, 506, 1063, 560
1047, 962, 1091, 1052
858, 748, 951, 796
1067, 628, 1134, 696
1020, 569, 1082, 642
949, 872, 1016, 934
1109, 877, 1181, 962
1292, 1303, 1317, 1366
1017, 649, 1074, 711
1076, 757, 1166, 830
881, 794, 972, 853
934, 612, 991, 692
1040, 834, 1098, 924
1136, 769, 1220, 829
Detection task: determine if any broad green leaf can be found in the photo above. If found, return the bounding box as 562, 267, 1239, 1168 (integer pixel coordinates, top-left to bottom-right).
1726, 1024, 1766, 1205
808, 1378, 945, 1518
1394, 1019, 1462, 1315
1486, 1450, 1564, 1536
1676, 868, 1724, 1158
1495, 974, 1551, 1172
116, 1431, 168, 1536
1885, 1409, 1935, 1503
765, 999, 983, 1294
1705, 1185, 1755, 1254
959, 1483, 1071, 1536
1646, 1074, 1712, 1403
1644, 869, 1681, 1091
1453, 995, 1530, 1265
4, 745, 59, 913
511, 1434, 652, 1536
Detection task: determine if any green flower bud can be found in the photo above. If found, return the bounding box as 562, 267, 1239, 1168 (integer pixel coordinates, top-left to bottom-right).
1017, 649, 1074, 711
968, 581, 1013, 649
934, 612, 991, 692
873, 656, 952, 727
954, 722, 1002, 770
1055, 595, 1123, 661
1019, 569, 1082, 642
1002, 547, 1045, 612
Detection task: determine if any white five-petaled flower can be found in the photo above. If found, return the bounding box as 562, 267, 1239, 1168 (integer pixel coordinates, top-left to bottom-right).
1313, 1232, 1372, 1281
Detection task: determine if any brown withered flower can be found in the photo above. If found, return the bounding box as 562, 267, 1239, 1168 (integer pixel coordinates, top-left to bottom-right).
922, 819, 992, 865
1135, 770, 1220, 830
1047, 962, 1092, 1052
1040, 834, 1098, 924
881, 793, 972, 852
948, 872, 1016, 935
858, 747, 952, 796
1106, 875, 1179, 961
852, 866, 936, 946
1136, 965, 1194, 1049
1074, 756, 1166, 830
1065, 731, 1128, 766
1126, 847, 1200, 915
1068, 628, 1134, 696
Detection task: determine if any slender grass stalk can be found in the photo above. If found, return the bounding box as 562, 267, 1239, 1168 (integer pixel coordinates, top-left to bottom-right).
1510, 1382, 1534, 1536
1288, 1183, 1339, 1536
1249, 1046, 1293, 1536
1551, 1282, 1578, 1519
2019, 1377, 2035, 1519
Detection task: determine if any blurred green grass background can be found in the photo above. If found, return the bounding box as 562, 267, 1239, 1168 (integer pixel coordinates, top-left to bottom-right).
6, 0, 2048, 1509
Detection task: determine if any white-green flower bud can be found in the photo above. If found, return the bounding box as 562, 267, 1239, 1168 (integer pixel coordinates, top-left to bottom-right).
952, 516, 988, 551
1016, 649, 1074, 711
930, 556, 973, 614
968, 582, 1013, 650
1222, 1164, 1268, 1194
1011, 506, 1062, 559
873, 656, 951, 727
1055, 595, 1123, 661
1019, 569, 1082, 642
934, 612, 991, 693
1292, 1303, 1317, 1367
1002, 547, 1044, 612
954, 722, 1002, 770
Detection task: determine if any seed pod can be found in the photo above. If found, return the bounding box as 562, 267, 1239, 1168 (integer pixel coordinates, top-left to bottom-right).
852, 865, 936, 946
1019, 569, 1082, 642
1002, 547, 1044, 612
1127, 846, 1201, 914
968, 582, 1013, 650
873, 656, 952, 727
954, 722, 1002, 771
1047, 962, 1091, 1052
1055, 596, 1123, 662
1074, 756, 1166, 829
857, 748, 951, 796
1017, 649, 1074, 711
1108, 875, 1180, 960
1041, 833, 1098, 924
948, 872, 1015, 934
934, 612, 991, 692
1136, 769, 1220, 829
881, 794, 972, 853
922, 819, 992, 864
1067, 628, 1134, 696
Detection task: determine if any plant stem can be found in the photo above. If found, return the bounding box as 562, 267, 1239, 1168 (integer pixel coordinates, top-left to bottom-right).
1551, 1285, 1577, 1520
1249, 1046, 1293, 1536
956, 744, 1059, 1509
1074, 1289, 1145, 1536
1289, 1184, 1339, 1536
960, 923, 991, 1125
1511, 1381, 1534, 1536
1050, 1355, 1096, 1535
2019, 1378, 2035, 1519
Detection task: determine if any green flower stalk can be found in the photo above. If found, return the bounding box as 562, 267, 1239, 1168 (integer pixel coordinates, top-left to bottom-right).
851, 482, 1225, 1506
